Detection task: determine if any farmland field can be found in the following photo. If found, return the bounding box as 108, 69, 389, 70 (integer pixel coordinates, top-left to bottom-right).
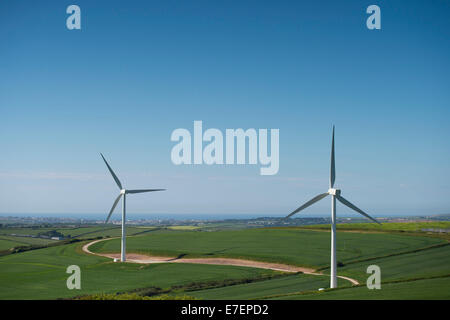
0, 225, 161, 252
187, 274, 347, 300
298, 221, 450, 233
273, 276, 450, 300
0, 225, 157, 240
0, 235, 55, 248
0, 238, 28, 251
184, 243, 450, 300
0, 242, 279, 299
89, 228, 446, 268
331, 244, 450, 283
0, 222, 449, 300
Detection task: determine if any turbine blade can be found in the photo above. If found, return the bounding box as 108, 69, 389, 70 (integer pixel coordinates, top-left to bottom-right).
336, 195, 380, 224
100, 153, 123, 190
330, 125, 335, 188
286, 193, 329, 219
127, 189, 166, 194
105, 193, 122, 223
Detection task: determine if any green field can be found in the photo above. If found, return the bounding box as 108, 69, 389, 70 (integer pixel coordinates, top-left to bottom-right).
333, 244, 450, 283
188, 274, 347, 300
0, 222, 449, 300
0, 235, 55, 249
298, 221, 450, 233
183, 240, 450, 300
0, 238, 29, 251
0, 225, 161, 252
273, 276, 450, 300
90, 228, 446, 268
0, 225, 157, 240
0, 242, 279, 299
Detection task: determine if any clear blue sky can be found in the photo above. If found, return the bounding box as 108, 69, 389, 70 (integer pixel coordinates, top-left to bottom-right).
0, 1, 449, 217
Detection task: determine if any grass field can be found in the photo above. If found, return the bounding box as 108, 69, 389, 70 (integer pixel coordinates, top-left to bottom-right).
298, 221, 450, 233
0, 225, 162, 251
181, 243, 450, 300
0, 222, 449, 300
187, 274, 347, 300
272, 276, 450, 300
332, 244, 450, 283
0, 238, 29, 251
88, 226, 449, 300
0, 235, 55, 248
0, 241, 280, 299
89, 228, 446, 268
0, 225, 157, 240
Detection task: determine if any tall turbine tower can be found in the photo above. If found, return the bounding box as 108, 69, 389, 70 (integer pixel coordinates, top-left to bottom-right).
285, 127, 380, 288
100, 153, 166, 262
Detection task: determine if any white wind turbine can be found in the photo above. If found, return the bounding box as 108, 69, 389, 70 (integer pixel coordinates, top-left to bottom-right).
285, 126, 380, 288
101, 153, 166, 262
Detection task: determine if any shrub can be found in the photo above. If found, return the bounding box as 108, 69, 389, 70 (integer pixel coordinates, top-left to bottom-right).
76, 293, 197, 300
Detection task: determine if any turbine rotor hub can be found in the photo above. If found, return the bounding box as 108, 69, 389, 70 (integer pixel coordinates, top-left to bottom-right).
328, 188, 341, 196
120, 189, 126, 195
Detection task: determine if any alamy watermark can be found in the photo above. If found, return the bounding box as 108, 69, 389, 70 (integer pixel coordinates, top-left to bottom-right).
366, 5, 381, 30
66, 265, 81, 289
66, 5, 81, 30
65, 5, 379, 31
366, 265, 381, 289
171, 121, 279, 175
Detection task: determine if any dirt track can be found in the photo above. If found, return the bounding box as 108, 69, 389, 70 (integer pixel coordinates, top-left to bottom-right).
82, 238, 359, 285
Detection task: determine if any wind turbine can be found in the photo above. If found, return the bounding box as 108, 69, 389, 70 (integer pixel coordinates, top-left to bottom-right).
285, 126, 380, 288
100, 153, 166, 262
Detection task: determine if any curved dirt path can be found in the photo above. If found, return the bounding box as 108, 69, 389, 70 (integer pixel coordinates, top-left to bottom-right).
82, 238, 359, 286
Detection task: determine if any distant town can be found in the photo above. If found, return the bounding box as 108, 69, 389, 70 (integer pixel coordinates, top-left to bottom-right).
1, 213, 449, 236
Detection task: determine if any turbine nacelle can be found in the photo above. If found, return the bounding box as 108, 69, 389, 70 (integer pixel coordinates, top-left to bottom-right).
328, 188, 341, 196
